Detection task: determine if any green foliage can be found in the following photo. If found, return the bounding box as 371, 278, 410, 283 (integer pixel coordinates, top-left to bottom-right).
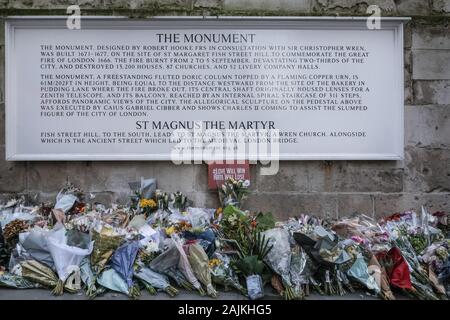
255, 212, 275, 232
234, 255, 265, 277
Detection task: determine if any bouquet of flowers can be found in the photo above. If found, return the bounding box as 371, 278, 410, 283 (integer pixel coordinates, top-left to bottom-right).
233, 232, 273, 300
20, 259, 77, 293
210, 252, 246, 295
97, 268, 139, 299
172, 191, 191, 212
218, 178, 250, 208
134, 263, 178, 297
90, 222, 125, 274
171, 235, 205, 295
289, 247, 309, 298
80, 258, 105, 298
139, 198, 157, 216
46, 224, 93, 295
0, 271, 40, 289
3, 219, 29, 248
163, 266, 194, 291
65, 216, 91, 249
262, 228, 297, 300
186, 243, 217, 298
110, 241, 140, 298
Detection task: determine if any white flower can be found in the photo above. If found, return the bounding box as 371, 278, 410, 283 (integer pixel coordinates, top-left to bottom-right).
145, 241, 160, 253
243, 180, 250, 188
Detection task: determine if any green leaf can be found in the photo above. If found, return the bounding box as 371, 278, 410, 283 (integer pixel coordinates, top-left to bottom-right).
255, 212, 275, 231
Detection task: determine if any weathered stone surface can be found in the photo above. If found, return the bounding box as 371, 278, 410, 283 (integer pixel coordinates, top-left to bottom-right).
243, 193, 337, 220
404, 146, 450, 193
0, 46, 4, 105
314, 0, 395, 13
224, 0, 311, 12
0, 146, 26, 193
413, 24, 450, 49
27, 162, 78, 193
404, 22, 412, 49
395, 0, 430, 15
405, 105, 450, 148
412, 50, 450, 80
0, 105, 4, 145
374, 193, 450, 218
9, 0, 102, 9
337, 193, 374, 217
0, 20, 4, 46
404, 49, 412, 104
102, 0, 191, 10
432, 0, 450, 13
255, 161, 308, 192
151, 162, 195, 192
191, 191, 220, 208
307, 161, 403, 193
413, 80, 450, 105
194, 0, 222, 8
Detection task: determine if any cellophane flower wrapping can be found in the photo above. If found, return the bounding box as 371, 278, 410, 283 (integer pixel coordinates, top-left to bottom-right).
80, 257, 105, 297
210, 252, 246, 294
0, 271, 40, 288
262, 228, 292, 287
20, 259, 59, 288
110, 241, 139, 288
171, 235, 203, 293
347, 254, 380, 293
289, 248, 308, 296
90, 222, 125, 274
46, 224, 93, 284
97, 268, 129, 295
186, 243, 217, 297
134, 264, 171, 291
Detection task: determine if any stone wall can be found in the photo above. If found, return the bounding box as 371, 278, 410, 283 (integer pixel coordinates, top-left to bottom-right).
0, 0, 449, 220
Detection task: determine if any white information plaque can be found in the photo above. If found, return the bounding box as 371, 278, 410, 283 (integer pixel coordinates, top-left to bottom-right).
5, 17, 407, 160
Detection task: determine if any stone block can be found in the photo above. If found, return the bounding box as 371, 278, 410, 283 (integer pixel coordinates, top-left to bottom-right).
27, 162, 71, 193
0, 46, 4, 105
9, 0, 103, 9
307, 161, 403, 193
0, 105, 4, 145
243, 193, 337, 220
404, 49, 412, 104
151, 162, 195, 192
224, 0, 311, 12
412, 50, 450, 80
0, 146, 26, 193
254, 161, 308, 192
314, 0, 395, 14
194, 0, 222, 8
404, 22, 412, 49
337, 193, 374, 217
405, 105, 450, 148
191, 191, 220, 208
374, 193, 450, 218
432, 0, 450, 13
395, 0, 430, 15
413, 80, 450, 105
404, 146, 450, 193
413, 24, 450, 50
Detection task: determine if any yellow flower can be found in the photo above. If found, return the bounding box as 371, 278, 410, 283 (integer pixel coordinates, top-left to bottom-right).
139, 198, 157, 209
208, 258, 221, 268
165, 226, 176, 236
